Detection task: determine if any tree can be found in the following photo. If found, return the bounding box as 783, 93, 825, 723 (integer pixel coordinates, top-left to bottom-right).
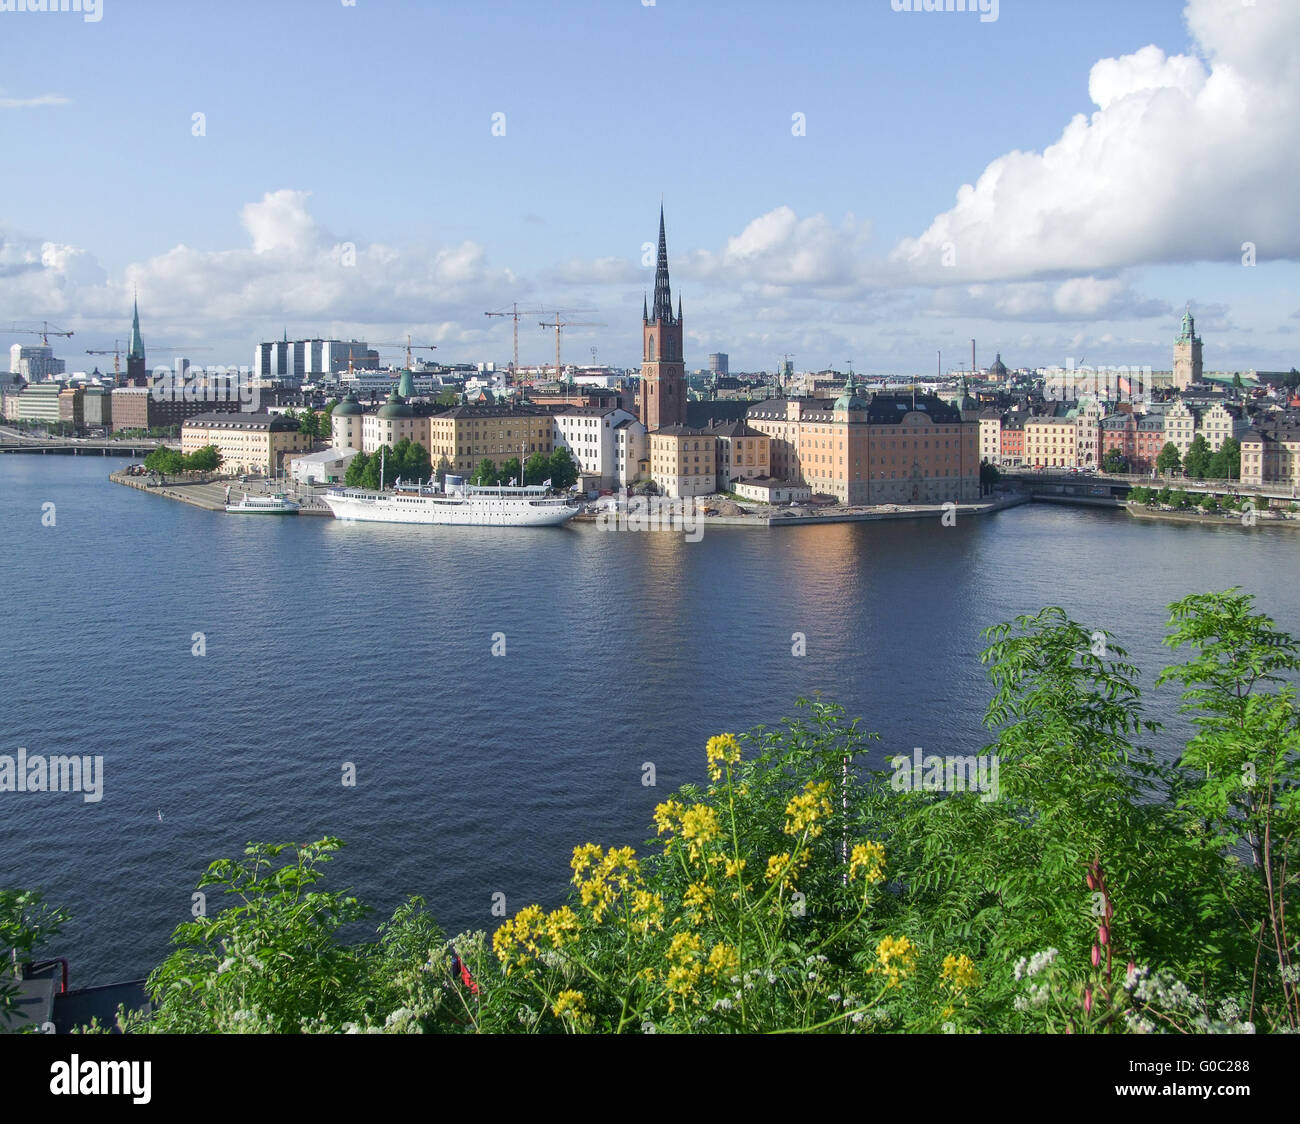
1156, 442, 1182, 476
1210, 437, 1241, 482
499, 457, 522, 487
1232, 373, 1244, 390
344, 451, 370, 488
472, 457, 499, 486
183, 444, 221, 473
400, 440, 432, 484
523, 452, 549, 485
298, 411, 320, 440
1128, 485, 1149, 504
1101, 447, 1128, 475
144, 447, 185, 477
978, 460, 1000, 495
363, 445, 396, 490
1184, 435, 1211, 480
1198, 492, 1217, 512
548, 447, 579, 491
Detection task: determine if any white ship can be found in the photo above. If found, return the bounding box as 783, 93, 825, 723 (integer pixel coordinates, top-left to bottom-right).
321, 475, 579, 527
225, 489, 300, 514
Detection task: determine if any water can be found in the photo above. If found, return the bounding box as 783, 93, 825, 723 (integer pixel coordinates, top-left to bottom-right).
2, 455, 1297, 985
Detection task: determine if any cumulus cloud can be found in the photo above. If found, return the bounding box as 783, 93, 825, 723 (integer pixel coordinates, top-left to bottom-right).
890, 0, 1300, 283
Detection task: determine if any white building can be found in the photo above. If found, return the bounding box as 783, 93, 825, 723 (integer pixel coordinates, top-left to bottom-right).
255, 339, 375, 384
290, 447, 356, 485
552, 405, 646, 490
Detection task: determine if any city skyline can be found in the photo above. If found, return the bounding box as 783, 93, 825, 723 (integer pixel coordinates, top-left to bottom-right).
1, 0, 1297, 374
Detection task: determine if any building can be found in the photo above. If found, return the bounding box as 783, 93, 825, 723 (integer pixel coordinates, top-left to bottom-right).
1164, 399, 1199, 460
707, 419, 771, 492
8, 383, 64, 425
1173, 307, 1204, 391
638, 207, 687, 432
1074, 399, 1103, 467
733, 477, 811, 504
1024, 412, 1078, 469
978, 409, 1002, 464
999, 415, 1025, 466
58, 387, 84, 430
1240, 424, 1300, 488
82, 385, 112, 429
708, 353, 729, 376
1199, 401, 1247, 451
745, 378, 978, 505
361, 393, 425, 455
125, 298, 147, 386
111, 387, 238, 433
255, 337, 376, 385
649, 425, 718, 499
289, 447, 357, 485
9, 344, 65, 381
181, 411, 312, 475
552, 406, 646, 491
426, 404, 555, 477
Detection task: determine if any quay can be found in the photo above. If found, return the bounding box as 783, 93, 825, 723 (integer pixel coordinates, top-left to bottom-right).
108, 470, 332, 514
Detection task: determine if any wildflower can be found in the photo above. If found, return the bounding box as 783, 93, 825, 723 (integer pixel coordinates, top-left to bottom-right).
869, 935, 919, 989
545, 906, 581, 948
848, 841, 886, 885
683, 882, 716, 919
552, 990, 592, 1030
631, 890, 665, 934
939, 953, 981, 994
706, 943, 740, 980
724, 857, 747, 879
705, 733, 742, 781
679, 804, 721, 861
653, 800, 684, 836
765, 852, 795, 889
783, 781, 834, 838
570, 842, 603, 881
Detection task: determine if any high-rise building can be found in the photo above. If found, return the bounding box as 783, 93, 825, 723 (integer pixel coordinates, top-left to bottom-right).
255, 337, 376, 384
1173, 306, 1203, 390
125, 297, 147, 386
638, 206, 687, 432
708, 353, 729, 376
8, 344, 65, 380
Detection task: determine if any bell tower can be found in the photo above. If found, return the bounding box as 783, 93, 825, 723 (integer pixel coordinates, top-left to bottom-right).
639, 206, 686, 430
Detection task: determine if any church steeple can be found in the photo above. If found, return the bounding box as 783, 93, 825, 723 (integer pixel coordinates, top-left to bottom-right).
125, 290, 147, 385
651, 205, 675, 326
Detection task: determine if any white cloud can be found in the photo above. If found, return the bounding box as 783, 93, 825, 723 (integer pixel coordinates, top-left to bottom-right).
0, 94, 69, 109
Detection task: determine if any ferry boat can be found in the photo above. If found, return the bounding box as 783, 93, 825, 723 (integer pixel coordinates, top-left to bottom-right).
321, 475, 578, 527
225, 489, 301, 514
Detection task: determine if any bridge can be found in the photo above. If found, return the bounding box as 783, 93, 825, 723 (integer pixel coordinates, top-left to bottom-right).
0, 436, 172, 458
1002, 470, 1300, 507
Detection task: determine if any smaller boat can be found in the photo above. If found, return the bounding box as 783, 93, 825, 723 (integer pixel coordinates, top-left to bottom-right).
225, 490, 300, 514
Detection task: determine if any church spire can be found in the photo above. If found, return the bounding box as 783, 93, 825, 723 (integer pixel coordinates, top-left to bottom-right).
643, 293, 648, 322
652, 204, 674, 325
127, 292, 145, 361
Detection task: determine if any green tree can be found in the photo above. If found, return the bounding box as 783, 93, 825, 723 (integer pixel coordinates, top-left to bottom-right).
548, 447, 579, 490
1209, 437, 1240, 481
472, 457, 499, 486
144, 447, 185, 477
523, 452, 549, 485
1156, 486, 1172, 506
1198, 492, 1217, 512
0, 889, 69, 1027
183, 444, 221, 473
499, 457, 522, 487
363, 446, 396, 490
1184, 435, 1211, 480
1156, 442, 1182, 476
400, 440, 432, 484
298, 411, 320, 440
1101, 447, 1128, 475
1232, 373, 1244, 390
344, 451, 370, 488
1128, 485, 1149, 504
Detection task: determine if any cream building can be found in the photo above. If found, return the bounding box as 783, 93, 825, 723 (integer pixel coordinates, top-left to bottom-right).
649, 426, 718, 498
181, 411, 311, 475
427, 404, 556, 477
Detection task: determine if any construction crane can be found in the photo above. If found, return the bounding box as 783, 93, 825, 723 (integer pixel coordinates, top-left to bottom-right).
85, 342, 211, 378
7, 322, 74, 345
485, 304, 593, 379
539, 315, 606, 385
371, 337, 438, 368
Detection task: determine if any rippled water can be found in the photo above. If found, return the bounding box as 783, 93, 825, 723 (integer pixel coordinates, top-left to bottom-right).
2, 456, 1297, 985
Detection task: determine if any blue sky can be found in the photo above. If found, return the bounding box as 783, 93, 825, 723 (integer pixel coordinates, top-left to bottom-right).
2, 0, 1297, 375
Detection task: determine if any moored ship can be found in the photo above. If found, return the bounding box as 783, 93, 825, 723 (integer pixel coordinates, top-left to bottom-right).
321, 475, 578, 527
225, 489, 300, 514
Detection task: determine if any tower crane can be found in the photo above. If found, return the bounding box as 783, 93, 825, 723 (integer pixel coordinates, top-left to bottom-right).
371, 337, 438, 368
86, 342, 211, 378
7, 322, 74, 345
539, 315, 606, 385
485, 304, 593, 379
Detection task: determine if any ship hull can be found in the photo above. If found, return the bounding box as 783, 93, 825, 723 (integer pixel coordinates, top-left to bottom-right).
321, 489, 577, 527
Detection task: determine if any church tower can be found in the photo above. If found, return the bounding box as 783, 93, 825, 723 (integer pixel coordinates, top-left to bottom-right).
638, 206, 686, 431
1173, 305, 1203, 391
125, 295, 148, 386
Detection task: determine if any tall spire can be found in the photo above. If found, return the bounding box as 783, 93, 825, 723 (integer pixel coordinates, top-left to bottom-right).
651, 204, 674, 325
643, 293, 648, 322
127, 291, 145, 361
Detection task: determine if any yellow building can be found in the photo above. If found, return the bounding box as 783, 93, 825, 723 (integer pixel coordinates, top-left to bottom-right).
1023, 415, 1079, 469
649, 426, 719, 498
427, 405, 556, 476
745, 380, 978, 504
1240, 424, 1300, 488
182, 411, 311, 475
708, 419, 771, 490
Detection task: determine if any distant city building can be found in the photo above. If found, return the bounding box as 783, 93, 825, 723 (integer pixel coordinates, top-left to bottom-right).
125, 298, 147, 386
639, 207, 687, 432
1173, 307, 1204, 391
255, 337, 377, 384
7, 382, 64, 424
9, 344, 66, 381
708, 353, 729, 376
111, 387, 237, 433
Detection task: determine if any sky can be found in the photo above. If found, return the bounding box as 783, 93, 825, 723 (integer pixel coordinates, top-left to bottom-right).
1, 0, 1298, 377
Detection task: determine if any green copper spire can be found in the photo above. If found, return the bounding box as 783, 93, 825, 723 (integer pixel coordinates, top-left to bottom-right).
127, 295, 145, 360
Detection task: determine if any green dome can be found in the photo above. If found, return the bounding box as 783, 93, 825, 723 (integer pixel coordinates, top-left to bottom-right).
834, 372, 865, 411
376, 392, 414, 419
333, 394, 363, 417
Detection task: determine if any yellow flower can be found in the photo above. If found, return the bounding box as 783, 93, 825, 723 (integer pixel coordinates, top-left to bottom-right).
940, 953, 981, 994
545, 906, 581, 947
571, 842, 603, 881
783, 781, 834, 838
724, 857, 747, 879
492, 903, 547, 969
683, 881, 716, 919
849, 841, 886, 885
705, 733, 742, 781
552, 989, 585, 1018
706, 942, 740, 980
679, 804, 721, 861
653, 800, 684, 836
631, 890, 665, 934
870, 935, 919, 989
